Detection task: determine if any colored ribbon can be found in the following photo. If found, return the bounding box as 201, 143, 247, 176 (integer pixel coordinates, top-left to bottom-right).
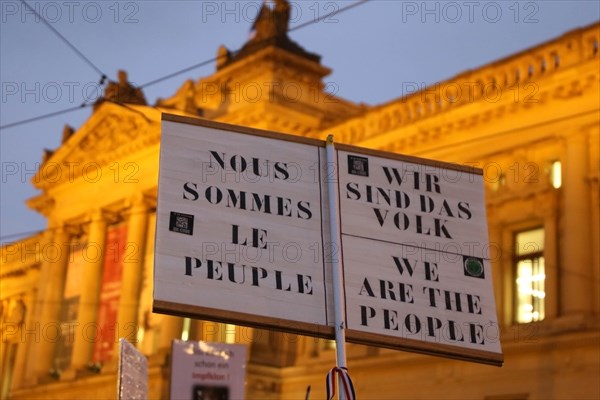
326, 366, 356, 400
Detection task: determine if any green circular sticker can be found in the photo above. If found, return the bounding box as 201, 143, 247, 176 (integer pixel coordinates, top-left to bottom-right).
465, 258, 484, 277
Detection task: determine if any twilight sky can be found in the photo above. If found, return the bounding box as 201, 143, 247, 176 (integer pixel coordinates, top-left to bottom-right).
1, 0, 599, 241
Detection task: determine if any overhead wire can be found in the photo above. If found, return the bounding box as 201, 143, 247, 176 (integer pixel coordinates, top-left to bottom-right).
140, 0, 368, 89
1, 229, 45, 242
2, 214, 599, 287
0, 103, 93, 130
0, 207, 154, 242
1, 108, 596, 243
19, 0, 108, 80
0, 0, 112, 130
1, 0, 370, 240
1, 0, 369, 129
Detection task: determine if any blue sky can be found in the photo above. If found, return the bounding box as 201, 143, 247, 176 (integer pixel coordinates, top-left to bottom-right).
1, 0, 599, 241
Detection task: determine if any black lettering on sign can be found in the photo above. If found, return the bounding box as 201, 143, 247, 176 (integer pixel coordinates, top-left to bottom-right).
183, 257, 314, 296
208, 150, 291, 181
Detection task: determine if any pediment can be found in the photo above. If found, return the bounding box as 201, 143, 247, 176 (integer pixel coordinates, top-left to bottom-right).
32, 102, 161, 189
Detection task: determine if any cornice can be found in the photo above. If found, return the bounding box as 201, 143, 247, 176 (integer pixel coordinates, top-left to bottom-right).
0, 233, 44, 278
327, 24, 599, 149
211, 46, 331, 83
333, 63, 598, 154
217, 108, 319, 137
33, 103, 161, 190
26, 193, 55, 217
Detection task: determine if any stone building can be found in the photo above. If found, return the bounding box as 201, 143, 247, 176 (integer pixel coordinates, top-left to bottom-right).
1, 3, 598, 399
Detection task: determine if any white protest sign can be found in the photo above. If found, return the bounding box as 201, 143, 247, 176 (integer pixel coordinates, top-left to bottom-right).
154, 116, 334, 337
337, 149, 502, 365
154, 115, 503, 366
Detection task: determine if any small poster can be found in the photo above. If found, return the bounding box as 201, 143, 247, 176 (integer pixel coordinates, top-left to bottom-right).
117, 338, 148, 400
170, 340, 246, 400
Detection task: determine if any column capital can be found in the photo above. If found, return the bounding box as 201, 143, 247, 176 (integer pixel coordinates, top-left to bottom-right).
43, 220, 68, 242
71, 209, 108, 369
87, 208, 122, 227
87, 208, 106, 223
115, 193, 150, 348
124, 193, 156, 212
559, 128, 588, 143
559, 124, 592, 316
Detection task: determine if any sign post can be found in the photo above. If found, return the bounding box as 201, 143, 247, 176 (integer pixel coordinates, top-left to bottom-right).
326, 135, 349, 400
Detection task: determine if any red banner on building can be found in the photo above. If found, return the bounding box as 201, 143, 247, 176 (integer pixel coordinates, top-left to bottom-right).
93, 224, 128, 363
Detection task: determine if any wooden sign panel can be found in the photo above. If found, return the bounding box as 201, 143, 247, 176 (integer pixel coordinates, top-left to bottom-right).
154, 115, 334, 338
155, 114, 503, 366
336, 147, 502, 365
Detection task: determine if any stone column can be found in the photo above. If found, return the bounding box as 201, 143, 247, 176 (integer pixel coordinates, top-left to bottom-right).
560, 131, 592, 315
27, 224, 70, 383
115, 196, 148, 348
589, 129, 600, 314
157, 316, 183, 350
544, 213, 559, 320
12, 291, 37, 389
486, 219, 505, 324
71, 210, 107, 368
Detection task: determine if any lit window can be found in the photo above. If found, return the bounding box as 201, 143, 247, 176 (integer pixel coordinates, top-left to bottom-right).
515, 228, 545, 323
181, 318, 191, 341
550, 161, 562, 189
225, 324, 236, 344
490, 173, 506, 192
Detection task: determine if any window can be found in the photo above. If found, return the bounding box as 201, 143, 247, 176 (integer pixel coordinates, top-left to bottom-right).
53, 242, 85, 373
550, 160, 562, 189
515, 228, 545, 323
181, 318, 191, 341
323, 339, 336, 350
224, 324, 237, 344
490, 172, 506, 192
309, 339, 335, 358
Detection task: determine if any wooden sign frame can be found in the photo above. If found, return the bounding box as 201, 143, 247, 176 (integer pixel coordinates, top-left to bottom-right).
155, 114, 335, 339
154, 113, 503, 366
